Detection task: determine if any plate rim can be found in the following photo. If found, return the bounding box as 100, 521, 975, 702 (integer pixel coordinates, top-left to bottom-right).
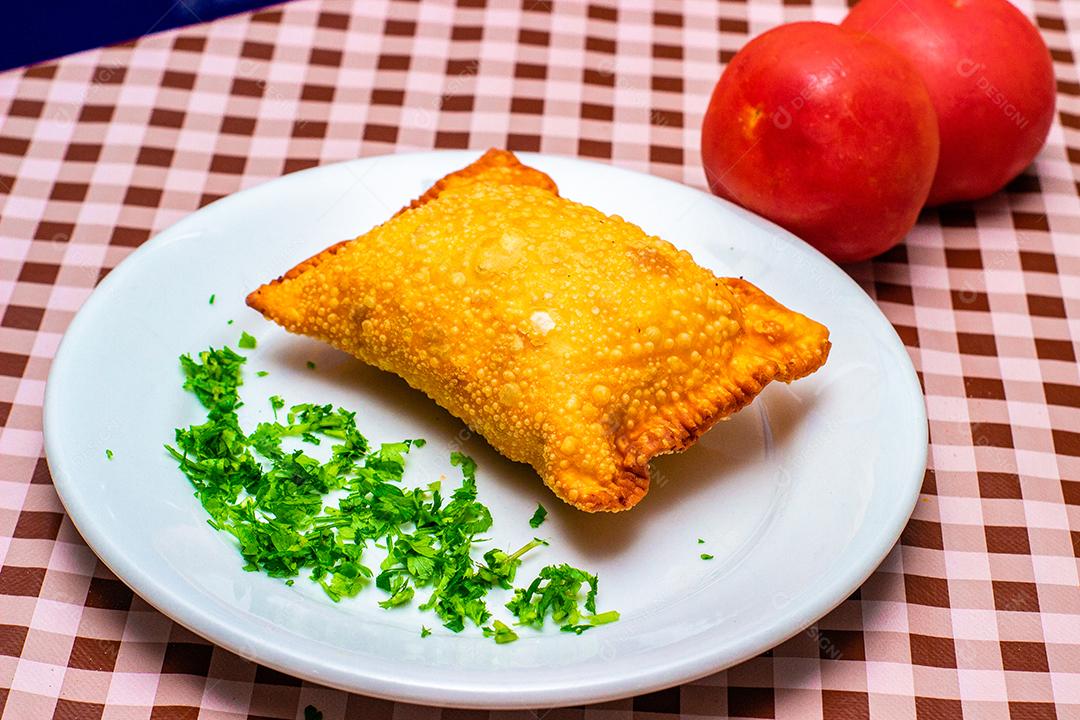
44, 149, 928, 709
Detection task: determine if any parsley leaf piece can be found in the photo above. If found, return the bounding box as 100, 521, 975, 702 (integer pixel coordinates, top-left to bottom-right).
482, 619, 519, 644
269, 395, 284, 420
528, 503, 548, 528
178, 346, 246, 412
560, 623, 594, 635
238, 331, 257, 350
306, 360, 317, 370
256, 370, 269, 377
105, 449, 114, 460
479, 537, 547, 588
421, 626, 432, 638
700, 553, 714, 560
559, 610, 621, 635
378, 575, 415, 608
588, 610, 620, 625
697, 538, 705, 544
209, 294, 215, 305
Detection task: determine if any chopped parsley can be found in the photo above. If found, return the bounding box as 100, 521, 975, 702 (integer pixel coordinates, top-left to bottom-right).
697, 538, 705, 544
209, 294, 215, 305
167, 345, 617, 643
105, 449, 114, 460
256, 370, 269, 377
421, 625, 432, 638
238, 331, 257, 349
306, 360, 317, 370
506, 564, 619, 633
528, 503, 548, 528
700, 553, 714, 560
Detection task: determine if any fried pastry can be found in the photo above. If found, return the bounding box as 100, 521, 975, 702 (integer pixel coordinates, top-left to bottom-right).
247, 149, 830, 512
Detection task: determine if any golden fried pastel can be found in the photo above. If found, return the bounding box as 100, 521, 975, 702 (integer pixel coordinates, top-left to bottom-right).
248, 150, 830, 512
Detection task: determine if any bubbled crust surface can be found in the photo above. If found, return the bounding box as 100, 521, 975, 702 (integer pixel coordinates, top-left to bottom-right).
248, 153, 830, 512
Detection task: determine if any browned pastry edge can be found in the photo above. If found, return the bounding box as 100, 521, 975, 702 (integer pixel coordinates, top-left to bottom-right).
598, 277, 831, 512
247, 149, 558, 313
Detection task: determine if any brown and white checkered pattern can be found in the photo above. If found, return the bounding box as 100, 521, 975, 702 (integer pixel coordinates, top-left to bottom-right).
0, 0, 1078, 717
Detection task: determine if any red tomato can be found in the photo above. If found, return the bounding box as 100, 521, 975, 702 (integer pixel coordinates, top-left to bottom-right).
842, 0, 1055, 206
701, 22, 939, 263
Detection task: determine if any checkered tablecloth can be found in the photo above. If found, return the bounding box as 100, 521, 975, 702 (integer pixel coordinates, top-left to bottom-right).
1, 0, 1078, 717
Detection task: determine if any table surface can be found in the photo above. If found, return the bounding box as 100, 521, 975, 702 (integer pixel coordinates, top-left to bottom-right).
0, 1, 1077, 718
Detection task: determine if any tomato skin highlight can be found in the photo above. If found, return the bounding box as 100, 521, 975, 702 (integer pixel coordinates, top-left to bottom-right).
701, 22, 940, 263
842, 0, 1055, 206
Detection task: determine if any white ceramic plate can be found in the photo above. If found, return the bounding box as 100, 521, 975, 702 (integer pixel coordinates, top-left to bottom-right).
44, 151, 926, 709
